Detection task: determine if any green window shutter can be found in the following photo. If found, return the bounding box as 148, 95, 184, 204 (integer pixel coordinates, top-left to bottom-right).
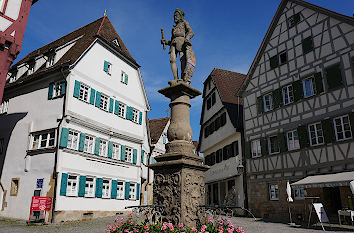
61, 80, 66, 96
297, 125, 309, 148
95, 91, 101, 108
94, 138, 100, 155
245, 141, 251, 159
279, 133, 288, 153
121, 145, 126, 161
272, 89, 282, 108
107, 141, 113, 158
270, 55, 278, 69
133, 149, 137, 164
151, 157, 156, 164
125, 74, 128, 84
322, 119, 336, 143
78, 133, 85, 152
109, 98, 114, 113
326, 64, 343, 90
95, 178, 103, 198
136, 183, 140, 200
78, 176, 86, 197
126, 106, 131, 119
261, 137, 268, 156
293, 80, 304, 102
60, 173, 68, 196
59, 128, 69, 148
314, 72, 324, 94
141, 150, 145, 163
139, 112, 143, 125
257, 96, 264, 114
103, 61, 109, 72
111, 180, 118, 199
89, 88, 96, 105
114, 100, 120, 115
349, 112, 354, 136
302, 36, 313, 54
48, 82, 54, 99
125, 182, 130, 199
163, 136, 166, 144
73, 80, 80, 98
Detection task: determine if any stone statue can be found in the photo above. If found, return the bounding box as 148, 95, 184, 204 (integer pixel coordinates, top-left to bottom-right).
161, 9, 196, 83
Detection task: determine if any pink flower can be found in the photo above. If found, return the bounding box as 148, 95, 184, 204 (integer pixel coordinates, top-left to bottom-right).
167, 223, 174, 230
208, 217, 213, 223
134, 229, 139, 232
227, 228, 233, 233
161, 225, 167, 230
178, 223, 184, 228
144, 225, 149, 231
219, 226, 224, 230
119, 231, 122, 233
192, 227, 197, 232
218, 231, 223, 233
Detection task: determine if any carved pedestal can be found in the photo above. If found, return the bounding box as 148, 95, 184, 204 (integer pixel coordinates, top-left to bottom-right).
149, 80, 208, 227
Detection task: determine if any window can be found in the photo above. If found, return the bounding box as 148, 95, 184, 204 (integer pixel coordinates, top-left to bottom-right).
103, 61, 112, 75
269, 184, 279, 200
287, 13, 300, 28
279, 51, 287, 64
0, 100, 9, 114
79, 83, 90, 102
112, 39, 120, 47
163, 134, 167, 144
216, 149, 222, 163
27, 63, 35, 75
84, 135, 94, 154
9, 70, 17, 82
117, 181, 125, 199
10, 178, 20, 196
326, 64, 343, 90
52, 80, 63, 98
67, 175, 78, 196
102, 179, 110, 198
268, 135, 280, 154
118, 102, 126, 118
206, 92, 216, 110
132, 108, 139, 123
99, 140, 108, 156
287, 130, 300, 151
308, 122, 324, 146
129, 183, 136, 200
0, 0, 6, 13
46, 54, 55, 68
294, 188, 306, 200
121, 71, 128, 84
303, 76, 316, 98
334, 115, 352, 141
282, 85, 294, 105
251, 140, 261, 158
302, 36, 314, 54
112, 143, 120, 159
85, 177, 95, 197
31, 130, 55, 150
126, 147, 133, 163
263, 94, 273, 112
100, 93, 109, 111
67, 130, 79, 150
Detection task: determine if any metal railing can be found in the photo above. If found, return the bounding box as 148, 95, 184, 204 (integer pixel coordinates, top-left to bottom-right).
125, 205, 164, 224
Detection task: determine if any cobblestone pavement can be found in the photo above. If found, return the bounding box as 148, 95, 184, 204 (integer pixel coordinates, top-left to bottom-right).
1, 216, 354, 233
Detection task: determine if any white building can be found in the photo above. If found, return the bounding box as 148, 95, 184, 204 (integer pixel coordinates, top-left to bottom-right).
0, 16, 151, 222
198, 68, 246, 208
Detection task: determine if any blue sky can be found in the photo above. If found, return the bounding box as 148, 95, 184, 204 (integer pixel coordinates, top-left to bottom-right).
18, 0, 354, 141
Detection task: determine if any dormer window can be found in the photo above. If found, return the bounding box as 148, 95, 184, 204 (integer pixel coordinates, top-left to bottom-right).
46, 53, 56, 68
112, 39, 120, 47
9, 70, 17, 82
27, 62, 35, 75
0, 0, 5, 13
287, 13, 301, 28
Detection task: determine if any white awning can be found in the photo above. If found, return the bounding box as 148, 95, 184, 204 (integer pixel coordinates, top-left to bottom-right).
291, 171, 354, 189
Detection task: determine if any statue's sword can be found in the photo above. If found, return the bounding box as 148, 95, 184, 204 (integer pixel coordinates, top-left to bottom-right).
161, 28, 166, 50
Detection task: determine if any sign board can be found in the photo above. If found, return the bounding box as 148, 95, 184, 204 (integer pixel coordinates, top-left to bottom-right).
30, 196, 52, 211
313, 203, 329, 223
36, 178, 44, 189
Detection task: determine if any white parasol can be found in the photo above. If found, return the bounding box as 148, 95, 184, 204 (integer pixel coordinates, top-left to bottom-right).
287, 181, 294, 225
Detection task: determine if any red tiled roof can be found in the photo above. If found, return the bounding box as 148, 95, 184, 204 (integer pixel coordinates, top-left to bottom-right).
210, 68, 246, 104
6, 16, 137, 88
149, 117, 170, 144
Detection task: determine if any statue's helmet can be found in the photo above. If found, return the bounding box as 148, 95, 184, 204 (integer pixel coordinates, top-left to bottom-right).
174, 8, 185, 18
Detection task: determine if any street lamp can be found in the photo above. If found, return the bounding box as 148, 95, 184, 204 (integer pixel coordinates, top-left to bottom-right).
237, 163, 244, 174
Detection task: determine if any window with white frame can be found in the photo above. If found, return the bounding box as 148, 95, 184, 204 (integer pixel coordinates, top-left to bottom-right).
282, 85, 294, 105
85, 177, 95, 197
100, 93, 109, 111
27, 63, 35, 75
132, 108, 139, 123
99, 140, 108, 156
84, 135, 94, 154
79, 83, 90, 102
121, 71, 128, 84
46, 54, 55, 68
129, 183, 136, 200
52, 80, 63, 98
268, 135, 280, 154
334, 115, 352, 141
112, 143, 120, 159
67, 175, 78, 196
308, 122, 324, 146
287, 130, 300, 151
0, 100, 9, 114
303, 77, 315, 98
269, 184, 279, 200
251, 140, 261, 158
105, 62, 112, 75
263, 94, 273, 112
102, 179, 110, 198
126, 147, 133, 163
118, 102, 126, 118
294, 188, 306, 200
117, 181, 125, 199
31, 130, 55, 150
67, 130, 79, 150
